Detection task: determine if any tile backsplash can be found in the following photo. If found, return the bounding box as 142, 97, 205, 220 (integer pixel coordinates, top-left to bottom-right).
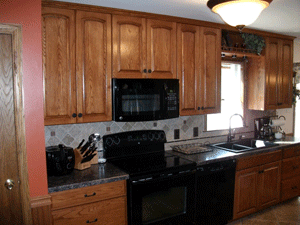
45, 110, 275, 150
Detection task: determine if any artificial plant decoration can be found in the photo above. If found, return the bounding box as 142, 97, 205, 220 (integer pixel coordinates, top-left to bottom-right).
241, 33, 265, 55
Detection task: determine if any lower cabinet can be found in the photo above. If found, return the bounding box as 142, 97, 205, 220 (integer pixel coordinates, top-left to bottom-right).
281, 145, 300, 202
233, 151, 281, 220
50, 180, 127, 225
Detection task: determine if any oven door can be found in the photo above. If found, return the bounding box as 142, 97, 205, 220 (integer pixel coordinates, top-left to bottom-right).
128, 171, 195, 225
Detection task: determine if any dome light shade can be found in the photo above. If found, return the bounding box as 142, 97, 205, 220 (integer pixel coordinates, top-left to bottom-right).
207, 0, 272, 31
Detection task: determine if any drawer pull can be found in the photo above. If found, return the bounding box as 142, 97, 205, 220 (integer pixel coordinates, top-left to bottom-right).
292, 186, 298, 190
293, 166, 299, 170
84, 192, 96, 198
86, 218, 98, 223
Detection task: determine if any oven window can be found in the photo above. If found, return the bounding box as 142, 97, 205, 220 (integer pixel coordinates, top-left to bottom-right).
122, 94, 160, 113
142, 186, 187, 224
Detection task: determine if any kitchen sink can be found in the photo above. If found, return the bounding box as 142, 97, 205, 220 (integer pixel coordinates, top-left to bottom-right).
211, 139, 279, 153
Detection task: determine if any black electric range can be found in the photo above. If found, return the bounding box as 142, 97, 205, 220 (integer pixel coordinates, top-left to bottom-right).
103, 130, 196, 225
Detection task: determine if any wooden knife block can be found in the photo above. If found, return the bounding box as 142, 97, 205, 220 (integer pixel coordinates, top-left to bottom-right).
74, 148, 91, 170
73, 148, 99, 170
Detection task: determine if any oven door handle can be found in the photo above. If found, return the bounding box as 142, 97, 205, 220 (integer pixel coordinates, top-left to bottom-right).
131, 169, 196, 184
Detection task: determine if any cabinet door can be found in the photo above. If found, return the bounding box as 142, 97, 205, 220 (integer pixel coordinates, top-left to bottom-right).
200, 27, 221, 114
279, 39, 293, 108
257, 161, 281, 210
233, 167, 259, 219
147, 19, 176, 79
177, 23, 201, 115
42, 7, 76, 125
76, 11, 112, 123
266, 38, 281, 109
112, 15, 146, 78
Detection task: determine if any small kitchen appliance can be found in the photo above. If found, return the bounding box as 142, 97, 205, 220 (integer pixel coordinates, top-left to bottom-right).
46, 144, 75, 176
112, 78, 179, 122
103, 130, 196, 225
254, 117, 274, 140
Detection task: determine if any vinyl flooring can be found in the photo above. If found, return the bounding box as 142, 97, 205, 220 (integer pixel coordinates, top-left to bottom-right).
227, 197, 300, 225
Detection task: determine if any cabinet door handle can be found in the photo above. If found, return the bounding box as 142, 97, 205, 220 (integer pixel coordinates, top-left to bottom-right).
72, 113, 77, 118
148, 69, 152, 73
292, 186, 298, 190
143, 69, 147, 73
198, 107, 201, 110
78, 113, 83, 118
258, 170, 264, 174
277, 103, 283, 106
86, 218, 98, 223
84, 192, 96, 198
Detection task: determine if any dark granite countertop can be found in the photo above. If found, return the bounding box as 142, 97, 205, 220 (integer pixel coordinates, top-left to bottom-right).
169, 136, 300, 166
48, 163, 129, 193
48, 137, 300, 193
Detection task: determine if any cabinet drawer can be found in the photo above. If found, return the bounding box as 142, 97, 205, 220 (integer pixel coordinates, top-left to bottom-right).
51, 180, 126, 210
282, 145, 300, 159
281, 157, 300, 180
281, 176, 300, 202
52, 196, 127, 225
236, 150, 282, 171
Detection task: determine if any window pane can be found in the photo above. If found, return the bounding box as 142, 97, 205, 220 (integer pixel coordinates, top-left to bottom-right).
207, 62, 244, 131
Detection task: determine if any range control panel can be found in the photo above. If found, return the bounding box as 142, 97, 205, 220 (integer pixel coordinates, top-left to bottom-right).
103, 130, 167, 159
103, 130, 166, 149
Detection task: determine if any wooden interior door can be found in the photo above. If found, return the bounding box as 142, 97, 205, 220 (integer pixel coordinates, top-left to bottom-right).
0, 24, 32, 224
177, 23, 201, 115
147, 19, 176, 79
42, 7, 76, 125
112, 15, 146, 78
76, 10, 112, 123
201, 27, 221, 114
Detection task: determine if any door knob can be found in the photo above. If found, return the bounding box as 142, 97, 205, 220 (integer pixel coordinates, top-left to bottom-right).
5, 179, 15, 190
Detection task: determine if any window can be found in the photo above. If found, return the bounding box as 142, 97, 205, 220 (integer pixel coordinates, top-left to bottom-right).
206, 61, 245, 131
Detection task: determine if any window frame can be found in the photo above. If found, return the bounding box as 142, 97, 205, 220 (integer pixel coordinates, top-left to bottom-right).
205, 59, 247, 132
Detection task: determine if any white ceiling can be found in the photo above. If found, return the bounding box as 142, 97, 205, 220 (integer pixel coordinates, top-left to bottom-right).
55, 0, 300, 39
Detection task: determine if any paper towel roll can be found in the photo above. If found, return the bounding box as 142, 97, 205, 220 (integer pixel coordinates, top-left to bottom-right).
270, 119, 285, 127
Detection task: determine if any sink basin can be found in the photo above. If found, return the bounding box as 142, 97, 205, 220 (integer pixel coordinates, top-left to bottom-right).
211, 139, 279, 153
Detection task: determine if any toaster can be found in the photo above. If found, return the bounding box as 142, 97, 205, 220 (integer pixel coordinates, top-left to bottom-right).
46, 144, 75, 176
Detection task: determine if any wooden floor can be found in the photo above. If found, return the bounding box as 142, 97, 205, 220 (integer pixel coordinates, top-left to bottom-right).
227, 197, 300, 225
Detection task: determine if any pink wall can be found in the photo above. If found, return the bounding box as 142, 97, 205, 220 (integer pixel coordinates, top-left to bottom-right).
0, 0, 48, 197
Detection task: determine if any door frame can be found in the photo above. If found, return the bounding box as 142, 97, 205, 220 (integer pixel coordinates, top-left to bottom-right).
0, 23, 32, 224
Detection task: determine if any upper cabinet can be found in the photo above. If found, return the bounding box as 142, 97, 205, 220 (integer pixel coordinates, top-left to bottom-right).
178, 24, 221, 116
247, 37, 293, 110
42, 7, 76, 125
265, 38, 293, 109
42, 7, 112, 125
112, 15, 176, 79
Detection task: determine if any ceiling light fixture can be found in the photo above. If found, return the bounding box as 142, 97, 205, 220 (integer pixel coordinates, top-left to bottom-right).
207, 0, 272, 31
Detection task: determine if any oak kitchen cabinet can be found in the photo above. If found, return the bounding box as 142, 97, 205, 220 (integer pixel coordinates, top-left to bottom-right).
247, 37, 293, 110
112, 15, 176, 79
281, 145, 300, 201
177, 24, 221, 115
42, 7, 112, 125
233, 150, 281, 220
50, 180, 127, 225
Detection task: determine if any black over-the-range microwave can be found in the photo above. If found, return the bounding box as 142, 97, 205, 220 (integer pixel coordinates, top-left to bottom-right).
112, 78, 179, 122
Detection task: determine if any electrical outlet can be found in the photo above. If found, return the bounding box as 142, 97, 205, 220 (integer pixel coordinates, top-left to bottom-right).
51, 131, 55, 137
193, 127, 198, 137
174, 129, 180, 140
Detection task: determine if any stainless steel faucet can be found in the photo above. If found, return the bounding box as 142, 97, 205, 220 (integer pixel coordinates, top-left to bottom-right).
228, 114, 246, 142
